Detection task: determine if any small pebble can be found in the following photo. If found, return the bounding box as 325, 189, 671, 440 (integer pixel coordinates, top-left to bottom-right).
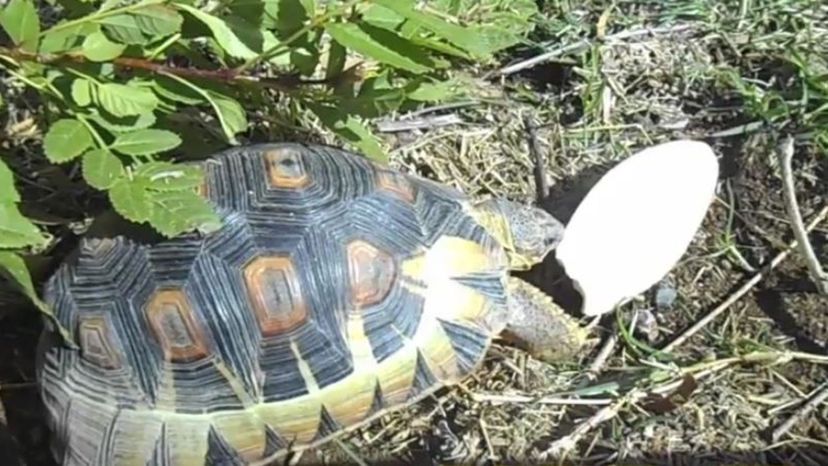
654, 277, 678, 311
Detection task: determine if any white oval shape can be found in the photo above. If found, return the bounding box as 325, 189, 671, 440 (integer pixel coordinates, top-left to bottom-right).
555, 139, 719, 316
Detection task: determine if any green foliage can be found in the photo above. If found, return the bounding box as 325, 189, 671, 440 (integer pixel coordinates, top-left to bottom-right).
0, 0, 537, 321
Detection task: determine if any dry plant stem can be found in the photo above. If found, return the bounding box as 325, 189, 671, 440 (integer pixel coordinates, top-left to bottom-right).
771, 382, 828, 442
775, 136, 828, 294
523, 114, 550, 202
493, 24, 694, 77
664, 204, 828, 351
376, 114, 463, 133
586, 331, 618, 380
0, 46, 336, 91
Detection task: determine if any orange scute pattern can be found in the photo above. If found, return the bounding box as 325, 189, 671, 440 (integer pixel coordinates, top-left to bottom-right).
145, 289, 209, 363
244, 255, 308, 336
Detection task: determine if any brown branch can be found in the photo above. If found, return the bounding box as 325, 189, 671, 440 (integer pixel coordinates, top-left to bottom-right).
0, 45, 342, 91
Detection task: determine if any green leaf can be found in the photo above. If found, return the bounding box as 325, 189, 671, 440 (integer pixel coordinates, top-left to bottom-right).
372, 0, 491, 59
109, 177, 151, 223
86, 108, 157, 133
82, 30, 127, 61
176, 4, 258, 59
0, 203, 46, 248
228, 0, 281, 29
152, 78, 204, 105
0, 158, 20, 203
325, 40, 347, 80
431, 0, 538, 53
111, 129, 182, 156
71, 79, 92, 106
135, 162, 203, 191
96, 83, 159, 117
407, 80, 461, 102
0, 251, 53, 318
361, 3, 408, 31
207, 91, 248, 143
82, 149, 123, 189
299, 0, 315, 16
325, 22, 431, 74
159, 74, 247, 143
147, 189, 222, 237
0, 0, 40, 52
39, 22, 96, 54
310, 104, 386, 162
43, 119, 93, 163
98, 5, 182, 44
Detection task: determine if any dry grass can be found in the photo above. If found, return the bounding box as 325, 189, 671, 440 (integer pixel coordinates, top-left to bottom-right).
2, 0, 827, 465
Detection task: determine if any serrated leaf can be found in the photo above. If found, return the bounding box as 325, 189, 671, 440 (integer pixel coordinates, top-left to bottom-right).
0, 203, 46, 248
96, 83, 159, 117
86, 109, 157, 133
159, 74, 247, 143
98, 5, 182, 44
109, 177, 151, 223
0, 0, 40, 52
431, 0, 538, 53
372, 0, 491, 59
82, 30, 126, 61
310, 104, 386, 162
176, 4, 258, 59
228, 0, 281, 29
43, 119, 93, 163
208, 91, 247, 142
148, 189, 222, 237
82, 149, 123, 189
361, 3, 408, 31
71, 79, 92, 106
152, 78, 204, 105
111, 129, 182, 156
325, 22, 431, 74
39, 22, 96, 54
0, 158, 20, 202
134, 162, 203, 191
299, 0, 314, 15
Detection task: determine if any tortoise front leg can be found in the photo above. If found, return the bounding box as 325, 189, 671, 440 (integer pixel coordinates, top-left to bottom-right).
502, 276, 595, 363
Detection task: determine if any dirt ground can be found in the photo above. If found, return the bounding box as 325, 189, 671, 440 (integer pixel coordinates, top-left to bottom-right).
2, 1, 828, 465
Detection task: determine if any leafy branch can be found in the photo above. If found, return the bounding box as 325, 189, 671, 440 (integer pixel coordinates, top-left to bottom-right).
0, 0, 539, 330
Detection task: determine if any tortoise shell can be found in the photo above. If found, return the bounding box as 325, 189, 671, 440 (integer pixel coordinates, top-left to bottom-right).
38, 143, 514, 465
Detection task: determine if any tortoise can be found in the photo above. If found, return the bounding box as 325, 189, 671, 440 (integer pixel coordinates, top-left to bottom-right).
37, 142, 592, 465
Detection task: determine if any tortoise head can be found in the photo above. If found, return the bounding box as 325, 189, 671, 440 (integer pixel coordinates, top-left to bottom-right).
470, 198, 565, 270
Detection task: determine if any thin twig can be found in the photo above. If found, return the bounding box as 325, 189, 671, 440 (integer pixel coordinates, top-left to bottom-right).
523, 114, 550, 203
375, 114, 463, 133
492, 24, 695, 77
471, 393, 613, 405
585, 332, 619, 380
771, 382, 828, 442
775, 135, 828, 294
0, 46, 342, 91
663, 205, 828, 352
